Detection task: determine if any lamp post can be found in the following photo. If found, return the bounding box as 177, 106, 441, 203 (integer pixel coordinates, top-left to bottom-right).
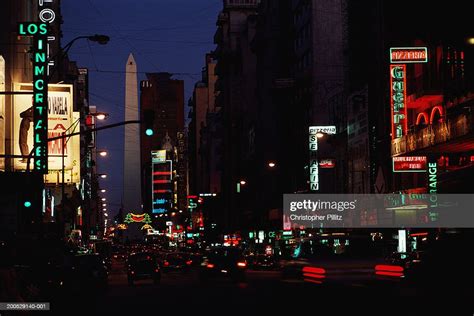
51, 34, 110, 81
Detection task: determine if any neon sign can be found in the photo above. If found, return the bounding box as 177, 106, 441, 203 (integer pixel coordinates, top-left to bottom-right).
124, 213, 152, 224
390, 65, 407, 139
393, 156, 427, 172
319, 159, 336, 169
428, 162, 437, 193
390, 47, 428, 63
18, 23, 48, 172
309, 159, 319, 191
17, 0, 57, 173
152, 159, 172, 214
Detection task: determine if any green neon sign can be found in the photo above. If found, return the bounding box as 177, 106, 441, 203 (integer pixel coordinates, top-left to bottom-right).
18, 22, 49, 173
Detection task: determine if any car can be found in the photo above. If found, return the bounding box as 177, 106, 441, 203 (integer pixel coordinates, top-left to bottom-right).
199, 247, 247, 282
127, 252, 161, 285
64, 254, 108, 293
161, 252, 192, 272
251, 254, 277, 270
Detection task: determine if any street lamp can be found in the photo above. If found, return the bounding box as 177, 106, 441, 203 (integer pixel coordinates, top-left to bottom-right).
99, 174, 107, 179
240, 180, 246, 185
94, 113, 109, 121
98, 150, 108, 157
101, 198, 106, 201
51, 34, 110, 80
467, 37, 474, 45
100, 189, 106, 193
268, 162, 276, 168
102, 203, 107, 207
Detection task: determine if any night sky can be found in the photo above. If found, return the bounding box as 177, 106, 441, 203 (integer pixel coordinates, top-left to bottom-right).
62, 0, 220, 218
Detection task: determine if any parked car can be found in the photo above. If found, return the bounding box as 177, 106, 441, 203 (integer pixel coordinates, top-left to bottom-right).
127, 252, 161, 285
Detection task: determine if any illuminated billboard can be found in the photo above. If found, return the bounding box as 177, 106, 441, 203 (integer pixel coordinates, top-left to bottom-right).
13, 84, 78, 180
392, 156, 427, 172
152, 159, 173, 214
151, 149, 166, 163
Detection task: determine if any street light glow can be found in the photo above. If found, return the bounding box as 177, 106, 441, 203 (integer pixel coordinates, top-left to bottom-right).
268, 162, 276, 168
240, 180, 246, 185
102, 203, 107, 207
100, 189, 106, 193
95, 113, 108, 120
316, 132, 325, 138
467, 37, 474, 45
100, 174, 107, 179
99, 151, 107, 157
101, 198, 106, 201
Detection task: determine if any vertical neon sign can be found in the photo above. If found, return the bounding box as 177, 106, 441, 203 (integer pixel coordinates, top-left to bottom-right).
17, 1, 57, 173
390, 65, 407, 139
18, 23, 49, 172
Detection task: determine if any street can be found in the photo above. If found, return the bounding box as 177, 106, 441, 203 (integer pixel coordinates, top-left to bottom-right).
48, 258, 473, 315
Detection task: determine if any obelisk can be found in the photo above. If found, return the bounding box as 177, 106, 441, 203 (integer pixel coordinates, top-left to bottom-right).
123, 54, 142, 219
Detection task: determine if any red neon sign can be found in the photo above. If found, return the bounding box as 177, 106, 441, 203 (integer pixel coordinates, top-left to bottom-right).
319, 159, 336, 169
393, 156, 427, 172
390, 47, 428, 63
390, 65, 407, 139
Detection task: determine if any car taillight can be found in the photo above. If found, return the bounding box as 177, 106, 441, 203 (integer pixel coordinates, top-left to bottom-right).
164, 261, 169, 267
206, 263, 215, 269
302, 266, 326, 283
155, 269, 159, 273
374, 264, 404, 277
186, 260, 193, 265
237, 262, 247, 268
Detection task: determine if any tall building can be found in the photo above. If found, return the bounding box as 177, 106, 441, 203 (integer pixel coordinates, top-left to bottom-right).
213, 0, 260, 232
140, 73, 185, 218
250, 0, 294, 231
292, 0, 348, 194
188, 54, 217, 195
123, 53, 142, 216
0, 0, 86, 239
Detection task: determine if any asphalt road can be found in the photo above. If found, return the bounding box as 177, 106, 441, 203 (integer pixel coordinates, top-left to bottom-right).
47, 259, 473, 316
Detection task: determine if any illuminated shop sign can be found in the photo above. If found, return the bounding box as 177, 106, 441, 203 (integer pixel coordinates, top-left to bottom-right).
428, 162, 437, 193
392, 156, 427, 172
390, 65, 407, 139
17, 0, 57, 173
390, 47, 428, 63
319, 159, 336, 169
309, 159, 319, 191
309, 126, 336, 135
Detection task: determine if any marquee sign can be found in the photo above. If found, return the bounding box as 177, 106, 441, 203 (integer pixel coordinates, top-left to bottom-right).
392, 156, 427, 172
